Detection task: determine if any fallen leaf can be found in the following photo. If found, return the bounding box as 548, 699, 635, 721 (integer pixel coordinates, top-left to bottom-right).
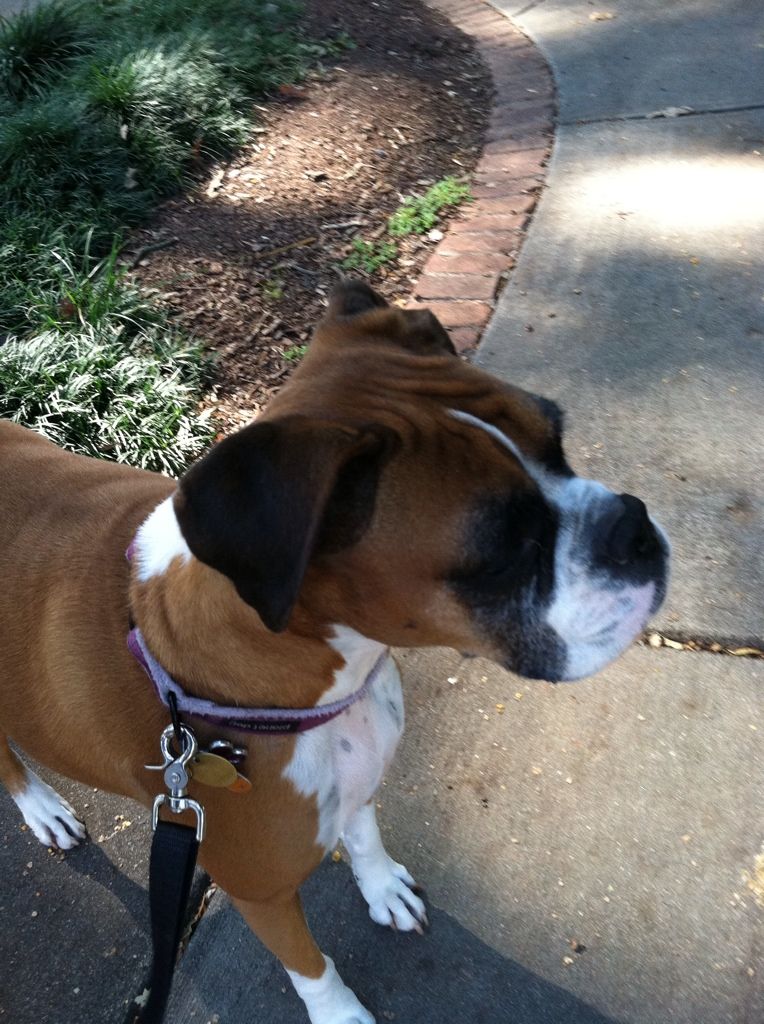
742, 845, 764, 907
646, 106, 695, 119
278, 83, 308, 100
205, 170, 225, 197
134, 988, 150, 1009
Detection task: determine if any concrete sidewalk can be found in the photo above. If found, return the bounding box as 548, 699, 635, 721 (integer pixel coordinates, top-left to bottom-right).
484, 0, 764, 645
1, 1, 762, 1022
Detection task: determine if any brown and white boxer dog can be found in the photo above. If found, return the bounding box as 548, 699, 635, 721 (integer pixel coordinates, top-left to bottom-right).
0, 280, 668, 1024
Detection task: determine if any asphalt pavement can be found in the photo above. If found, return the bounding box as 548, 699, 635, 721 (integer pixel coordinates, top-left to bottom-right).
1, 1, 762, 1022
0, 777, 154, 1023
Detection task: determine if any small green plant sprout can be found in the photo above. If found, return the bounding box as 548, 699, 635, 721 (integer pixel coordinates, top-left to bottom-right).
341, 238, 398, 275
263, 277, 285, 301
387, 176, 472, 237
282, 344, 308, 362
296, 31, 355, 62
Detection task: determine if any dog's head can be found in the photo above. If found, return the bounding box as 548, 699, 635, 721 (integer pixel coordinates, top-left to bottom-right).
175, 280, 669, 682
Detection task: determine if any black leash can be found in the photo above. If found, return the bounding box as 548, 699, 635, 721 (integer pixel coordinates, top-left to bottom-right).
140, 820, 200, 1024
137, 721, 206, 1024
127, 553, 205, 1024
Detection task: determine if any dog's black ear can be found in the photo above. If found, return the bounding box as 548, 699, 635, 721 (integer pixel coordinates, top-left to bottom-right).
327, 278, 389, 318
324, 279, 456, 357
174, 416, 397, 632
399, 308, 457, 357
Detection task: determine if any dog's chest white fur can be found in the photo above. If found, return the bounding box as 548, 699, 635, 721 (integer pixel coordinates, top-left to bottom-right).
283, 626, 404, 851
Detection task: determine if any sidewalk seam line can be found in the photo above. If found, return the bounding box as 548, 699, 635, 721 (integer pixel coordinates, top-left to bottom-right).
560, 101, 764, 128
513, 0, 548, 17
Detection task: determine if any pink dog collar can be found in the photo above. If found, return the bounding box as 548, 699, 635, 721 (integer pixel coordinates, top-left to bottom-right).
127, 626, 387, 736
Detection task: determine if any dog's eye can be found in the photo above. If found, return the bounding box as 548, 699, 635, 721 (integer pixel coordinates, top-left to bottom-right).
481, 535, 545, 577
451, 491, 558, 594
479, 559, 514, 579
451, 493, 559, 606
521, 535, 545, 565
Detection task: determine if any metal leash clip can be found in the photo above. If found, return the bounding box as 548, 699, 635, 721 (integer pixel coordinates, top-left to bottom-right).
145, 723, 206, 842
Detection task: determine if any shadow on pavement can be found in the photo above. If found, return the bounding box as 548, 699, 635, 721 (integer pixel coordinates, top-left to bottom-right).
63, 839, 149, 926
0, 785, 153, 1024
165, 859, 620, 1024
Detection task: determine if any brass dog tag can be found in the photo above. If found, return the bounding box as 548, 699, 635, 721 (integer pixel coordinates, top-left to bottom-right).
192, 752, 238, 788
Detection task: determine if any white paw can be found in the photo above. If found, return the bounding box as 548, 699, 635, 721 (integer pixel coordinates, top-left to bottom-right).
13, 772, 87, 850
356, 856, 428, 933
288, 956, 375, 1024
303, 986, 374, 1024
323, 1000, 375, 1024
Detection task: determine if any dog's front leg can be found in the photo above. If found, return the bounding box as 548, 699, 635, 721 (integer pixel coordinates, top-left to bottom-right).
342, 801, 427, 933
233, 892, 374, 1024
0, 735, 86, 850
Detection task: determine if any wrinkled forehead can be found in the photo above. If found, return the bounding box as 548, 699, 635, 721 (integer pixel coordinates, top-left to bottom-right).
284, 332, 569, 493
450, 407, 560, 486
442, 375, 569, 479
365, 380, 565, 531
447, 400, 619, 528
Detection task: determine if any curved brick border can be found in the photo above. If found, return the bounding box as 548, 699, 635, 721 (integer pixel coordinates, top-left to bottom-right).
409, 0, 556, 353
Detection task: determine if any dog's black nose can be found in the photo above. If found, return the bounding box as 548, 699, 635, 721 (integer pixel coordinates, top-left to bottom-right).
602, 494, 658, 565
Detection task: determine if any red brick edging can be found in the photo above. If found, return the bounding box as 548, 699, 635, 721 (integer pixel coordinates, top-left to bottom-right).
410, 0, 556, 353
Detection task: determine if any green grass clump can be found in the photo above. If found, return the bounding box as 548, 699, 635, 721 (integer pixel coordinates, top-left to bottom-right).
0, 1, 90, 99
342, 238, 398, 275
0, 0, 344, 469
0, 234, 214, 474
0, 325, 214, 475
15, 234, 164, 334
388, 176, 472, 237
0, 0, 318, 289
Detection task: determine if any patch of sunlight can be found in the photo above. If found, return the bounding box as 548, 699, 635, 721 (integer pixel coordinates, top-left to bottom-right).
577, 156, 764, 237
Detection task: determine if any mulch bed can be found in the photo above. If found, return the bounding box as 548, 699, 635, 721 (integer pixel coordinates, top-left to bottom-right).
129, 0, 492, 429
